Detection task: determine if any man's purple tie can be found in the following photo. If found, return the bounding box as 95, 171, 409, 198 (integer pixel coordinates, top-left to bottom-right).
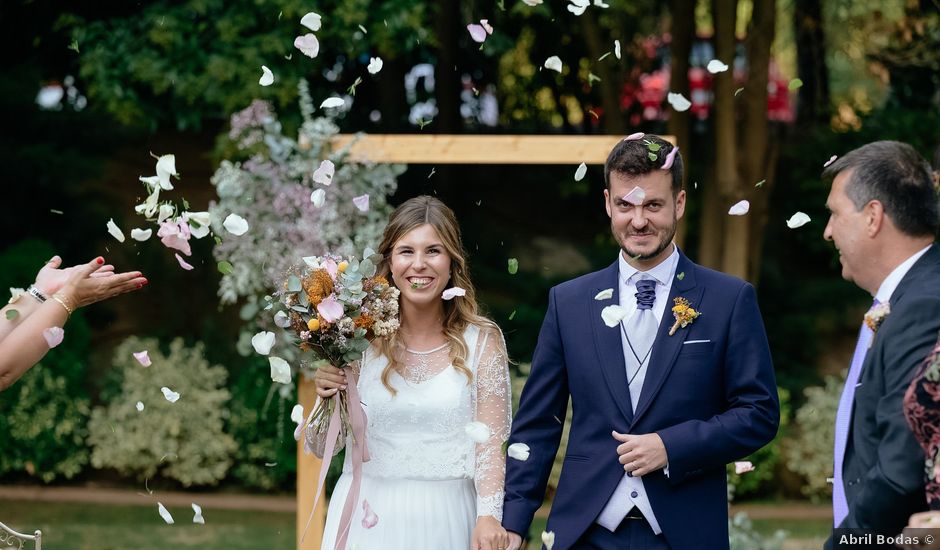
832, 298, 879, 526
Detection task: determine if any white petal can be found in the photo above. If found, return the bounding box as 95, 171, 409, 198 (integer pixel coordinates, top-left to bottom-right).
352, 194, 370, 212
824, 154, 838, 167
139, 175, 161, 189
543, 56, 563, 73
312, 159, 335, 185
367, 57, 384, 75
320, 97, 346, 110
269, 356, 292, 384
291, 404, 305, 425
157, 204, 175, 223
567, 1, 588, 15
542, 531, 556, 550
133, 350, 151, 367
157, 502, 175, 524
310, 188, 326, 208
667, 92, 691, 112
574, 162, 587, 182
594, 288, 614, 301
107, 218, 126, 243
623, 186, 646, 205
161, 387, 180, 403
43, 327, 64, 348
522, 0, 543, 5
259, 65, 274, 87
155, 154, 178, 190
480, 19, 494, 34
192, 503, 205, 524
251, 331, 276, 355
614, 40, 621, 60
601, 304, 628, 327
442, 287, 467, 300
734, 461, 755, 474
464, 421, 491, 443
294, 34, 320, 58
786, 212, 811, 229
593, 0, 609, 7
300, 12, 322, 32
136, 401, 144, 412
223, 213, 249, 236
131, 228, 152, 242
507, 443, 530, 461
728, 200, 750, 216
706, 59, 729, 74
185, 211, 212, 239
274, 311, 291, 328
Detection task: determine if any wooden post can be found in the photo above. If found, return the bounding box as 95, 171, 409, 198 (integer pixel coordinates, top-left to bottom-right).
297, 375, 325, 550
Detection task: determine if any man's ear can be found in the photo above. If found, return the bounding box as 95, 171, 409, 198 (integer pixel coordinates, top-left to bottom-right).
866, 200, 885, 237
603, 189, 612, 218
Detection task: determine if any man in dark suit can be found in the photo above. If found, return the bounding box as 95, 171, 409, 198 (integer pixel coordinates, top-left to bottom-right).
823, 141, 940, 548
502, 135, 780, 549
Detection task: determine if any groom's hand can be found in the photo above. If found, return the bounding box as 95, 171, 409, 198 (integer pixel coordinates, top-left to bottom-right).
612, 431, 668, 477
506, 531, 524, 550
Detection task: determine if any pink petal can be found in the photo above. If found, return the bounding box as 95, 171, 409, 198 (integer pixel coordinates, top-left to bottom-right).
161, 233, 192, 256
316, 295, 344, 323
361, 500, 378, 529
824, 155, 838, 168
175, 253, 194, 271
734, 461, 755, 474
467, 24, 487, 43
323, 259, 338, 280
661, 146, 679, 170
43, 326, 64, 348
352, 194, 370, 212
480, 19, 494, 34
133, 350, 152, 367
442, 287, 467, 300
293, 34, 320, 58
623, 132, 645, 141
622, 186, 646, 206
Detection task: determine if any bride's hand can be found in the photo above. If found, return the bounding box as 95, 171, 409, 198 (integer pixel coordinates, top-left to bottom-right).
314, 364, 347, 398
471, 515, 509, 550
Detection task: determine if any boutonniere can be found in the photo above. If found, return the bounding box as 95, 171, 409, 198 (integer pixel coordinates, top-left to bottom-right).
669, 297, 701, 336
863, 302, 891, 334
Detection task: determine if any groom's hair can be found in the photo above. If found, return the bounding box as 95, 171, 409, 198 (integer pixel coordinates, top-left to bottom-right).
604, 134, 683, 196
823, 140, 939, 237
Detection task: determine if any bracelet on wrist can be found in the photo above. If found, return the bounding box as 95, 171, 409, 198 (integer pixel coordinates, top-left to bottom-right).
51, 293, 75, 317
27, 285, 49, 304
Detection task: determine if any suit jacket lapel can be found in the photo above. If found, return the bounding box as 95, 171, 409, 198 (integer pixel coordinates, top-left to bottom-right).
630, 252, 702, 427
590, 261, 635, 423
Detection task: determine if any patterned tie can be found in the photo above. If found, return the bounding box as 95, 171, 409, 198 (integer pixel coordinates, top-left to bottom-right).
624, 278, 658, 402
832, 298, 878, 526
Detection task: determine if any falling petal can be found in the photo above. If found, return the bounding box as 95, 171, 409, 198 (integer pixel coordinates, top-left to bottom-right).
161, 387, 180, 403
706, 59, 729, 73
824, 155, 838, 168
294, 34, 320, 58
291, 404, 304, 425
131, 228, 153, 242
310, 189, 326, 208
133, 350, 152, 367
480, 19, 493, 34
662, 146, 679, 170
614, 40, 621, 60
352, 194, 370, 212
667, 92, 691, 112
223, 213, 249, 236
274, 311, 291, 328
593, 0, 609, 6
601, 305, 628, 327
544, 56, 563, 73
361, 500, 379, 529
107, 218, 126, 243
316, 295, 344, 323
522, 0, 543, 5
465, 421, 491, 443
313, 160, 335, 185
507, 258, 519, 274
788, 78, 803, 91
442, 287, 467, 300
567, 0, 589, 15
175, 253, 194, 271
594, 288, 614, 300
320, 97, 345, 110
623, 186, 646, 205
269, 356, 292, 384
624, 132, 644, 141
734, 461, 755, 474
786, 212, 811, 229
157, 502, 174, 524
192, 503, 205, 524
508, 443, 531, 461
574, 162, 587, 182
728, 200, 750, 216
259, 66, 274, 86
251, 331, 276, 355
367, 57, 383, 75
136, 401, 145, 412
157, 204, 175, 223
43, 326, 64, 348
467, 24, 487, 43
155, 154, 178, 190
184, 211, 212, 239
300, 12, 321, 31
542, 531, 556, 550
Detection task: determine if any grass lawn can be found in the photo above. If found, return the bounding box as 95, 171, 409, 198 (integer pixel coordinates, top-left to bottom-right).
0, 499, 294, 550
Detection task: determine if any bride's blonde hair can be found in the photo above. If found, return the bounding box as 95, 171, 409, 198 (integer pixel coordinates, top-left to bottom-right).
375, 196, 497, 395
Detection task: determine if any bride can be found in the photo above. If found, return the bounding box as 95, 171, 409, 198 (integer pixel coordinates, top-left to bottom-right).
313, 196, 512, 550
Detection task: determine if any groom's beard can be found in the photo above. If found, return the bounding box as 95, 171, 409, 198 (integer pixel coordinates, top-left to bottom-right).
616, 215, 677, 261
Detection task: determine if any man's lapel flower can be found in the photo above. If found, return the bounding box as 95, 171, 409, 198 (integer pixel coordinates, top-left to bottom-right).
669, 296, 701, 336
864, 302, 890, 334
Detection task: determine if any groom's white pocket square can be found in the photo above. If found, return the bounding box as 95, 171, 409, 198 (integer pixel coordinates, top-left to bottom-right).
682, 339, 711, 345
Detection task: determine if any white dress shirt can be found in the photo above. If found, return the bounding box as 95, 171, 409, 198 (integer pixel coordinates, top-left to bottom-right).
874, 244, 932, 304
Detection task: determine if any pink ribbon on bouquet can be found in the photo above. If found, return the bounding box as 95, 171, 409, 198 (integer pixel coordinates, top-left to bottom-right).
301, 366, 371, 549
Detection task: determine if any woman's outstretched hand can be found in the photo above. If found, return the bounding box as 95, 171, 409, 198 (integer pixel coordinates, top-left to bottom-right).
55, 257, 148, 309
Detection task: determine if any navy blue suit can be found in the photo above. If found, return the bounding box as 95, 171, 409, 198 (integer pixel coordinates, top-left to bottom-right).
502, 252, 780, 549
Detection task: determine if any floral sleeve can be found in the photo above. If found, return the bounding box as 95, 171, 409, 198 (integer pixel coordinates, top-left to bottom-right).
473, 327, 512, 520
904, 335, 940, 510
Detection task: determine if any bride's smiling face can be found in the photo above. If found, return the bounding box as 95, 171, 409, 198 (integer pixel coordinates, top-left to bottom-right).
389, 223, 452, 307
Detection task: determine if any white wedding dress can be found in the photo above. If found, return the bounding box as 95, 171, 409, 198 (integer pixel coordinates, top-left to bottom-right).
317, 324, 511, 550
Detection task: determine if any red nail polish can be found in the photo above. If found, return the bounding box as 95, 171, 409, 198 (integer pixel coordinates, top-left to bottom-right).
97, 257, 104, 265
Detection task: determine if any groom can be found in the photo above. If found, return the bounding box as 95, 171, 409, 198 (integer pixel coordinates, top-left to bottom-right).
503, 135, 780, 549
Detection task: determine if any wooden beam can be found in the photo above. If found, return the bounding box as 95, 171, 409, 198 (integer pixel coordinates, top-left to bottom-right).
297, 376, 325, 550
332, 134, 675, 165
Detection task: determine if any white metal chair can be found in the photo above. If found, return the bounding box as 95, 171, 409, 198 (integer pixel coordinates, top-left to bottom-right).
0, 521, 41, 550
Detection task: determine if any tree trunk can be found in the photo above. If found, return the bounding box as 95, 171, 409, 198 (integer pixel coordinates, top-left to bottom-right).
668, 0, 695, 249
580, 11, 625, 134
377, 54, 409, 131
433, 0, 461, 133
794, 0, 830, 125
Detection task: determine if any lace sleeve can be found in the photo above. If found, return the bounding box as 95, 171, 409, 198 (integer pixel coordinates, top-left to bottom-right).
473, 326, 512, 520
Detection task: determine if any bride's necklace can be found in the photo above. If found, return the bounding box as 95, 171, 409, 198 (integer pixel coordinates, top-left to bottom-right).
403, 342, 448, 383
